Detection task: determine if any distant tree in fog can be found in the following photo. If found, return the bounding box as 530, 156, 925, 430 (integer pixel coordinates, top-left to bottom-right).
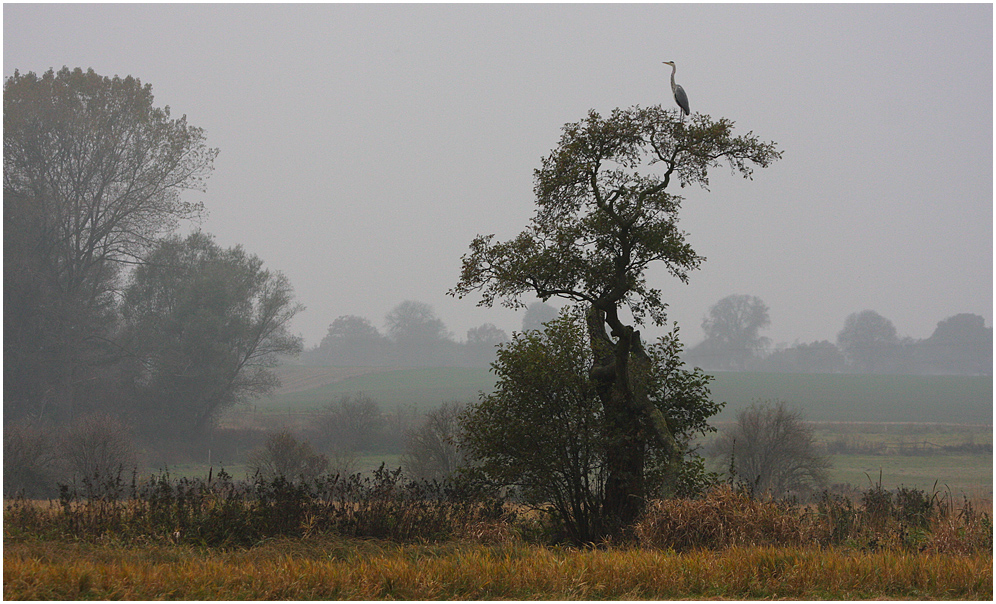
247, 431, 329, 483
521, 301, 558, 332
917, 313, 993, 375
836, 310, 904, 373
308, 315, 387, 366
464, 323, 509, 366
385, 300, 454, 365
762, 340, 846, 373
120, 231, 303, 436
314, 393, 386, 453
467, 323, 509, 345
61, 413, 138, 482
687, 294, 770, 371
4, 423, 62, 498
4, 68, 217, 424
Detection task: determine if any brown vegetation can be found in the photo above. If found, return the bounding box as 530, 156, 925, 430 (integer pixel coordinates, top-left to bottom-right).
4, 469, 991, 600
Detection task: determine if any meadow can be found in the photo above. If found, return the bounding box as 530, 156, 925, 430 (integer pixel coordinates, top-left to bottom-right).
5, 477, 991, 600
4, 538, 990, 600
6, 367, 990, 600
230, 366, 992, 496
259, 366, 992, 425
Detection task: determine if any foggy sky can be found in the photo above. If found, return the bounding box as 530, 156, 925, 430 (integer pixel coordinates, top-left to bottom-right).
4, 4, 992, 350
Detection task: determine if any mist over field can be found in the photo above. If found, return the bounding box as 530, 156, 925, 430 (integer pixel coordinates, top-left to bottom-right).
4, 7, 992, 594
4, 3, 991, 517
4, 4, 990, 351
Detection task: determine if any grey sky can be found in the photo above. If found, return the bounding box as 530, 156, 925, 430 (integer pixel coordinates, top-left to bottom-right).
4, 3, 992, 349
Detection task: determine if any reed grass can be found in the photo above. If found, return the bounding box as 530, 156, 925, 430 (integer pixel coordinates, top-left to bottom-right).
4, 537, 990, 600
5, 471, 991, 599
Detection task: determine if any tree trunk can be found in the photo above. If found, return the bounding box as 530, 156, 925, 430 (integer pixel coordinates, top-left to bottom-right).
586, 307, 645, 534
587, 305, 680, 536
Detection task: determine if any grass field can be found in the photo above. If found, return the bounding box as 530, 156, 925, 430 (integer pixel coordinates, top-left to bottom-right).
825, 453, 992, 498
261, 367, 498, 412
706, 371, 992, 425
223, 366, 993, 497
4, 538, 990, 600
260, 366, 992, 425
7, 367, 991, 599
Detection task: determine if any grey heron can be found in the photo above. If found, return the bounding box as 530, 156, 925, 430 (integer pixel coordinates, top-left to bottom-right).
662, 61, 690, 119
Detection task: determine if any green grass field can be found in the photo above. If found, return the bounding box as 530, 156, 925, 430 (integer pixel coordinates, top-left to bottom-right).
235, 367, 994, 497
826, 453, 992, 497
262, 366, 992, 426
263, 367, 497, 412
706, 372, 992, 424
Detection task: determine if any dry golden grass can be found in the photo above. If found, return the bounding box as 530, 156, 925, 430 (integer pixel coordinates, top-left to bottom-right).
635, 485, 810, 550
634, 484, 993, 554
5, 480, 991, 599
4, 537, 990, 600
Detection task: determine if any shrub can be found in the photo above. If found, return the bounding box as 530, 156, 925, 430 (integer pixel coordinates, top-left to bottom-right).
634, 485, 807, 550
247, 432, 329, 482
313, 393, 386, 453
61, 413, 138, 483
7, 465, 512, 547
634, 483, 992, 554
3, 423, 62, 498
401, 402, 468, 481
711, 400, 831, 497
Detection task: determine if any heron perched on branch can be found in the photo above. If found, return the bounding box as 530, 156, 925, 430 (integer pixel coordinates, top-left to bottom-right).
662, 60, 690, 119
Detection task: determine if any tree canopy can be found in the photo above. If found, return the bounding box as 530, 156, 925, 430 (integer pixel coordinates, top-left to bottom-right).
687, 294, 772, 371
453, 105, 780, 533
452, 106, 780, 326
4, 67, 218, 423
120, 231, 303, 435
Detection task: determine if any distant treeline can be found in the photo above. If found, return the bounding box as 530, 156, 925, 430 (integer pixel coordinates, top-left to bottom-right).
300, 300, 559, 368
685, 304, 991, 376
306, 299, 991, 376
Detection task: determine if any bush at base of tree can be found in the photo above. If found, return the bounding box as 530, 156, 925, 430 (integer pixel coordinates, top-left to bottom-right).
459, 309, 722, 545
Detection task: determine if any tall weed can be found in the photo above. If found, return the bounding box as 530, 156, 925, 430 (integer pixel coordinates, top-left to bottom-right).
634, 483, 991, 554
5, 465, 509, 547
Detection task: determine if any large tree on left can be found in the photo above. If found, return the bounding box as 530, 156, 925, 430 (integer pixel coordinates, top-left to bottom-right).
120, 232, 303, 436
4, 67, 218, 423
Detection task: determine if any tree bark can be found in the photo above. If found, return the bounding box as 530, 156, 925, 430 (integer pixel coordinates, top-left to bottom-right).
586, 305, 680, 535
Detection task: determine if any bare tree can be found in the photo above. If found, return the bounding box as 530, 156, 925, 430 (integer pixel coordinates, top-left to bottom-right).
401, 402, 468, 481
247, 431, 329, 483
61, 412, 138, 482
313, 393, 386, 453
3, 422, 62, 498
712, 400, 830, 497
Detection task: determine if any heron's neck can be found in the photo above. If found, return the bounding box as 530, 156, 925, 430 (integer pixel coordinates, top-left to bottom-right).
669, 64, 677, 89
